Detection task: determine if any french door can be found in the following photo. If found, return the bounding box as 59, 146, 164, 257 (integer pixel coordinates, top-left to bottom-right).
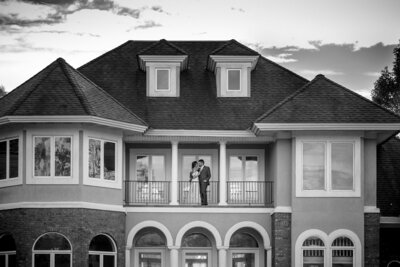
182, 250, 211, 267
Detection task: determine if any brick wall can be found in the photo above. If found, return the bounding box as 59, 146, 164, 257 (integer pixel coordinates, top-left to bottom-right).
0, 208, 125, 267
272, 212, 291, 267
365, 213, 380, 267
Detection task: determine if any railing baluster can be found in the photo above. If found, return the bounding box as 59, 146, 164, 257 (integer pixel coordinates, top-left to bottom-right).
226, 180, 273, 206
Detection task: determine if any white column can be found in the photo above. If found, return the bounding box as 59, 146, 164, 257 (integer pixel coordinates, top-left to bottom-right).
218, 247, 227, 267
266, 248, 272, 267
219, 141, 227, 205
170, 247, 179, 267
170, 141, 179, 205
125, 247, 131, 267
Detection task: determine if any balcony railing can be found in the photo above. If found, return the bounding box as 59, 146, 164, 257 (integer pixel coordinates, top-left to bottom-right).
178, 181, 219, 205
125, 181, 170, 205
227, 181, 273, 205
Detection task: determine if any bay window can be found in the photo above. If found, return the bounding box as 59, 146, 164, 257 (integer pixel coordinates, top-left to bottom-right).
0, 138, 19, 181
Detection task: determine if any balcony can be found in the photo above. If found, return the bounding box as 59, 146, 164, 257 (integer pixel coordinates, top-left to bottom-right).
125, 180, 273, 206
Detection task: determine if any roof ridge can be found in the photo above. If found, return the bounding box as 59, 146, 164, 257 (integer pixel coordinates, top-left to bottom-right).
57, 58, 95, 115
209, 39, 260, 55
5, 59, 61, 115
69, 61, 148, 126
137, 39, 188, 55
255, 77, 318, 122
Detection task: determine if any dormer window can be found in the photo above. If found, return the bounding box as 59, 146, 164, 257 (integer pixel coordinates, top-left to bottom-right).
227, 69, 241, 91
156, 68, 170, 91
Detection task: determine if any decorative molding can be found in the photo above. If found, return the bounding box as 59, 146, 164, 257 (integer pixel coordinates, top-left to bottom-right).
364, 206, 381, 213
253, 123, 400, 133
124, 207, 274, 213
138, 55, 188, 71
126, 220, 174, 248
0, 202, 125, 212
208, 55, 259, 72
380, 216, 400, 224
224, 221, 271, 249
175, 221, 223, 248
0, 116, 147, 133
273, 206, 292, 213
145, 129, 256, 137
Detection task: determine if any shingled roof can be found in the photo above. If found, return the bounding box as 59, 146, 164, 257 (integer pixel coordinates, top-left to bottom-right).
78, 40, 308, 130
210, 39, 259, 56
256, 74, 400, 123
377, 137, 400, 216
138, 39, 188, 55
0, 58, 146, 127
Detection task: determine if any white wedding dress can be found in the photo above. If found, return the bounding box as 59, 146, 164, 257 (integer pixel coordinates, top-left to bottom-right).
188, 171, 200, 204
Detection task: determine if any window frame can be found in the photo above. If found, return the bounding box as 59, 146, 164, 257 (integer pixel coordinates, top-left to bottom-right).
0, 133, 22, 188
87, 138, 117, 181
181, 249, 211, 267
83, 131, 122, 189
146, 62, 180, 97
88, 234, 117, 267
227, 149, 265, 182
227, 69, 242, 91
135, 155, 166, 182
228, 249, 259, 267
129, 149, 170, 182
295, 137, 361, 197
216, 62, 251, 97
0, 234, 16, 267
155, 68, 171, 91
134, 248, 165, 267
32, 232, 72, 267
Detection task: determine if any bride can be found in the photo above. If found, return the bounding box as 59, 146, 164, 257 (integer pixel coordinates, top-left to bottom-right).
188, 161, 200, 204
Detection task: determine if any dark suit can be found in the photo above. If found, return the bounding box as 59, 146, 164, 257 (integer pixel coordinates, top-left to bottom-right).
198, 166, 211, 205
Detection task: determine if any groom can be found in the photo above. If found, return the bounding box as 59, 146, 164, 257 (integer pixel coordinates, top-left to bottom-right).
197, 159, 211, 206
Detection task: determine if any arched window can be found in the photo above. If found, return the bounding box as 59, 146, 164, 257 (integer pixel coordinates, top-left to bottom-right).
134, 228, 166, 267
229, 231, 260, 267
89, 234, 117, 267
33, 233, 72, 267
302, 237, 325, 267
182, 233, 211, 247
181, 231, 213, 267
331, 237, 354, 267
0, 234, 16, 267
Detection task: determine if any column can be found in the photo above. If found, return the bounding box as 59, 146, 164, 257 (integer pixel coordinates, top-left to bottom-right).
266, 248, 272, 267
125, 247, 131, 267
170, 247, 179, 266
218, 247, 227, 267
170, 141, 179, 205
219, 141, 227, 205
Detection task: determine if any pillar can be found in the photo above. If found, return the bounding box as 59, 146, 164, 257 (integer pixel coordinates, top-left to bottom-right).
170, 247, 179, 266
170, 141, 179, 205
219, 141, 227, 205
218, 247, 227, 267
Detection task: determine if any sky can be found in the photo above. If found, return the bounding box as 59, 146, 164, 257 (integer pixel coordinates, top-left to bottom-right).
1, 0, 399, 98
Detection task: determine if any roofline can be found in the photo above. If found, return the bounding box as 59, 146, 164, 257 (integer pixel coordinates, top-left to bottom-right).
0, 116, 148, 133
252, 123, 400, 133
144, 129, 257, 138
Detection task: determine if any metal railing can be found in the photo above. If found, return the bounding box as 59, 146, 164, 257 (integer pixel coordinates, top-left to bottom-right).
227, 181, 273, 205
125, 181, 170, 205
178, 181, 219, 205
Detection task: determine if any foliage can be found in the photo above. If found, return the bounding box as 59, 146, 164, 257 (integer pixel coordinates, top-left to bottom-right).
0, 85, 6, 98
372, 41, 400, 114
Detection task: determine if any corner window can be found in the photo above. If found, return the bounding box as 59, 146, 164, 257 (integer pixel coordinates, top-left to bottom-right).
227, 69, 241, 91
88, 138, 116, 181
33, 233, 72, 267
156, 69, 170, 91
296, 137, 360, 197
0, 138, 19, 180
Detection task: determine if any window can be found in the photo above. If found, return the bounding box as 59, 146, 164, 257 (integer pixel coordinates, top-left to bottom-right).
0, 138, 19, 180
0, 234, 16, 267
182, 233, 212, 267
136, 155, 165, 181
331, 237, 354, 267
134, 228, 166, 267
89, 234, 117, 267
88, 138, 116, 181
156, 69, 170, 91
302, 237, 325, 267
229, 156, 258, 181
181, 155, 212, 181
34, 136, 72, 178
296, 137, 361, 197
33, 233, 72, 267
227, 69, 241, 91
229, 232, 259, 267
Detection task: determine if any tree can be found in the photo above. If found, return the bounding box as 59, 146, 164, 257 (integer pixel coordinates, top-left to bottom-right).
372, 41, 400, 114
0, 85, 6, 98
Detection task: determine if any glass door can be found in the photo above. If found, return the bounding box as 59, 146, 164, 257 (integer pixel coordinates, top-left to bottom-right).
183, 251, 211, 267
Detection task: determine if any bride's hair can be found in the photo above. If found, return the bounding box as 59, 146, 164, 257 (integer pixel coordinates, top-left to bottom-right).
191, 161, 198, 169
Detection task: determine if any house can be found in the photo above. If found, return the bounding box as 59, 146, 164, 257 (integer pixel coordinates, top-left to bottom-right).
1, 39, 399, 267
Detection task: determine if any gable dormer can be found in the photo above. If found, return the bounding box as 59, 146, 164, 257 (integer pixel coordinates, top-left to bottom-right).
207, 40, 259, 97
138, 39, 188, 97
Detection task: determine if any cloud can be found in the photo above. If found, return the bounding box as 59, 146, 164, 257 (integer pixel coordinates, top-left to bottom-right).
364, 71, 381, 77
299, 69, 344, 76
134, 20, 162, 30
231, 7, 245, 12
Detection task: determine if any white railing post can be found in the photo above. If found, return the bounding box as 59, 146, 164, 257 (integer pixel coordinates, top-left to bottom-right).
219, 140, 227, 205
170, 141, 179, 205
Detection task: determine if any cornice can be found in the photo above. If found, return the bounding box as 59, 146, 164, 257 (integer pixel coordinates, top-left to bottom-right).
138, 55, 189, 71
208, 55, 259, 72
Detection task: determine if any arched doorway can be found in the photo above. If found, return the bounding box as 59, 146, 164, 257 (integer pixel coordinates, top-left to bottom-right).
133, 227, 167, 267
228, 228, 265, 267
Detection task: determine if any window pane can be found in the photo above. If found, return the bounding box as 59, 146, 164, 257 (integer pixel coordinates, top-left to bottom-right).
0, 141, 5, 180
182, 233, 211, 247
139, 253, 161, 267
55, 254, 71, 267
89, 235, 114, 252
34, 233, 71, 250
303, 250, 324, 267
303, 143, 325, 190
34, 254, 50, 267
0, 234, 16, 251
185, 253, 208, 266
332, 249, 353, 267
0, 255, 4, 267
88, 255, 100, 267
332, 143, 354, 190
332, 237, 354, 247
137, 156, 149, 181
303, 237, 324, 247
228, 69, 241, 90
8, 255, 16, 267
230, 232, 258, 247
135, 231, 166, 247
232, 253, 255, 267
152, 156, 165, 181
9, 139, 18, 178
229, 156, 242, 181
104, 142, 116, 181
89, 139, 101, 178
156, 69, 169, 90
103, 255, 115, 267
34, 137, 51, 176
55, 137, 71, 177
245, 156, 258, 181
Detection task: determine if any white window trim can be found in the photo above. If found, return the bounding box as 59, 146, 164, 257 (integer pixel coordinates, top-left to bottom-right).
216, 62, 251, 98
227, 149, 265, 181
182, 249, 211, 267
155, 68, 171, 91
32, 232, 72, 267
146, 62, 180, 97
83, 130, 122, 189
129, 149, 170, 181
227, 69, 242, 91
134, 248, 165, 267
228, 248, 260, 267
89, 234, 117, 267
26, 129, 79, 185
0, 251, 16, 267
0, 131, 22, 188
295, 136, 361, 197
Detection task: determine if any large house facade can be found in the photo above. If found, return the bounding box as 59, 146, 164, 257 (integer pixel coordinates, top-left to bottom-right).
1, 39, 400, 267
